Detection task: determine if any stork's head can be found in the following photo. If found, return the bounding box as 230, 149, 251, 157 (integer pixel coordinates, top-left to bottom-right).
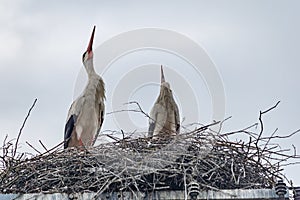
82, 26, 96, 64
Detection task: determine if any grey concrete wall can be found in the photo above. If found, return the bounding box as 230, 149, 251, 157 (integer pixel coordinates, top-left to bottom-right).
0, 189, 289, 200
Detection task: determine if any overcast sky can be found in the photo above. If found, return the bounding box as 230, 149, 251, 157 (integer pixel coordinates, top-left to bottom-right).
0, 1, 299, 185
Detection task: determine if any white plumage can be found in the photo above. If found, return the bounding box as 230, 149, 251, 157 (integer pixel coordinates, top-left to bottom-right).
64, 26, 105, 149
148, 65, 180, 137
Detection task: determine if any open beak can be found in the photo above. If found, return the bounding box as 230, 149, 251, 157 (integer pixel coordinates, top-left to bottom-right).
87, 26, 96, 53
161, 65, 165, 83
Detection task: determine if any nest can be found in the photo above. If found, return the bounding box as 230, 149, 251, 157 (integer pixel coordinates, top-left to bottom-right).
0, 122, 298, 195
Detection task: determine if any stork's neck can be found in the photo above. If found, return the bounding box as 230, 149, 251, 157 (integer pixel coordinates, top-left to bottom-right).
84, 58, 96, 77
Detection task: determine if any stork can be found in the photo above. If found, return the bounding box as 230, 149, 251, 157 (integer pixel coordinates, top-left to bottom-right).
148, 65, 180, 138
64, 26, 105, 149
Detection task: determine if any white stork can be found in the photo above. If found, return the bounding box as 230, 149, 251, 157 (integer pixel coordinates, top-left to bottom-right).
64, 26, 105, 149
148, 65, 180, 138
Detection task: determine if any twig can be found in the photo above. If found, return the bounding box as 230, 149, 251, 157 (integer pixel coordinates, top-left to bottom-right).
38, 141, 64, 157
256, 101, 280, 162
39, 140, 48, 152
13, 98, 37, 157
217, 116, 232, 133
26, 141, 41, 154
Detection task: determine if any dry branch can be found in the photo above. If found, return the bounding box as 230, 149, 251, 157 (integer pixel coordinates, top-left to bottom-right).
13, 98, 37, 157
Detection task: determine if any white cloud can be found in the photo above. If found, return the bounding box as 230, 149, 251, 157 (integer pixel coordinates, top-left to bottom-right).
0, 30, 22, 61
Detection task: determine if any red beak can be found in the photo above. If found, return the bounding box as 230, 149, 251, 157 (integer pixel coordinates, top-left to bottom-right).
87, 26, 96, 53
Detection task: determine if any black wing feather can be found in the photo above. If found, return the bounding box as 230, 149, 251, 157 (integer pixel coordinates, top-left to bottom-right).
64, 115, 77, 149
93, 110, 104, 146
176, 123, 180, 134
148, 122, 155, 137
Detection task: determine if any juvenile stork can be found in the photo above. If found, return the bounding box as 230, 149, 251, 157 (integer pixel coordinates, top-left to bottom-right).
64, 26, 105, 149
148, 65, 180, 138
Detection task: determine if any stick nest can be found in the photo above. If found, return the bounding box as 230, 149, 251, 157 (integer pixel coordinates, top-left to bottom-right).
1, 122, 298, 194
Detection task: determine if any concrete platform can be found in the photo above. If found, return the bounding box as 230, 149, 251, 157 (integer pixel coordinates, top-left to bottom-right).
0, 189, 289, 200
